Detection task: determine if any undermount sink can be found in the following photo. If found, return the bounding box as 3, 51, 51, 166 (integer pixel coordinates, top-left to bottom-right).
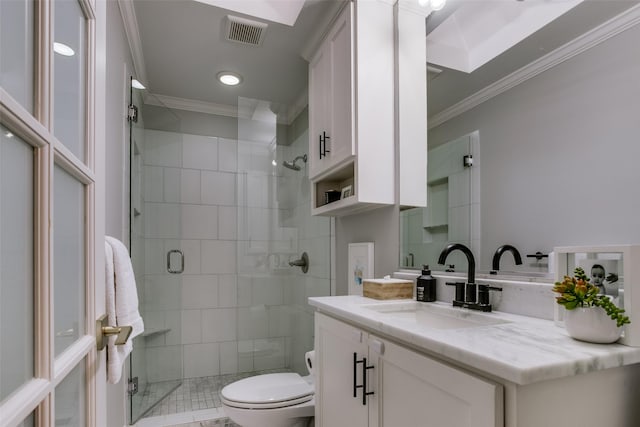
361, 301, 511, 330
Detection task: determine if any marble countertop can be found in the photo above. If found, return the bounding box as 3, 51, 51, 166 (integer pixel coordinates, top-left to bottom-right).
309, 295, 640, 386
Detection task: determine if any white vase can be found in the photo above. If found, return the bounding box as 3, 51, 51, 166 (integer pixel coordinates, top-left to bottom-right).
563, 306, 623, 344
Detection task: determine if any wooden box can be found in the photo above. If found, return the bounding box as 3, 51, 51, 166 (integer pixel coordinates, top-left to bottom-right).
363, 278, 414, 300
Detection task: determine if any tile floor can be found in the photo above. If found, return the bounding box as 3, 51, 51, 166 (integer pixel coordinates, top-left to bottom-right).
170, 417, 240, 427
139, 369, 290, 419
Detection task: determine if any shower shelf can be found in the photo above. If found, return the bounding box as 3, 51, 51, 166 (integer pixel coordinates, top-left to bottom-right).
141, 328, 171, 338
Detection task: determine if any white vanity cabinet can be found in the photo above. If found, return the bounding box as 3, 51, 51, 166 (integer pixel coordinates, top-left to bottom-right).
315, 313, 504, 427
308, 1, 396, 217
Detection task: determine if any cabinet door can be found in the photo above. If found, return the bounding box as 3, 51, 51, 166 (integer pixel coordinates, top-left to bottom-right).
315, 313, 369, 427
368, 335, 503, 427
308, 43, 330, 179
326, 3, 354, 170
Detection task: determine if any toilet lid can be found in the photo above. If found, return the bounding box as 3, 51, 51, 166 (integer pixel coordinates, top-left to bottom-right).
221, 373, 314, 407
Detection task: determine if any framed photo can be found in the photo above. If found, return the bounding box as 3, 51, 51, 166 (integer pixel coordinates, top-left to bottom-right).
341, 185, 353, 199
348, 242, 374, 296
554, 245, 640, 346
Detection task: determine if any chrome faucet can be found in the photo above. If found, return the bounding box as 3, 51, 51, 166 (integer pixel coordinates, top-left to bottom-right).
491, 244, 523, 273
438, 243, 500, 312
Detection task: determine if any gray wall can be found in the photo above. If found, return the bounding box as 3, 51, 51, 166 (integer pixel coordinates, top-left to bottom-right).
429, 23, 640, 271
105, 1, 135, 243
335, 206, 400, 295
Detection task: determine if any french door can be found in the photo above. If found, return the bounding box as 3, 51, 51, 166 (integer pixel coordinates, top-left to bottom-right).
0, 0, 105, 426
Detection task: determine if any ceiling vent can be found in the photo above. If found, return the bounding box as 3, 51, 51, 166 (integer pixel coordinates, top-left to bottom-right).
225, 15, 268, 47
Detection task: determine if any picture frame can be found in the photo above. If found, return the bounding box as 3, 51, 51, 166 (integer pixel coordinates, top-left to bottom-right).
554, 245, 640, 347
348, 242, 374, 296
341, 185, 353, 199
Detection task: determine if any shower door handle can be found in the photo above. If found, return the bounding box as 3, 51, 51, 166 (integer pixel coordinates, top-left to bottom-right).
167, 249, 184, 274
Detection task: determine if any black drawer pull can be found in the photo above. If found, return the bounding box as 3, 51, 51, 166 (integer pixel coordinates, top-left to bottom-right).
353, 353, 374, 405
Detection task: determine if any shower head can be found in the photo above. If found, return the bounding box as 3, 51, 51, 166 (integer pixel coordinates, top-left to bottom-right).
282, 154, 307, 171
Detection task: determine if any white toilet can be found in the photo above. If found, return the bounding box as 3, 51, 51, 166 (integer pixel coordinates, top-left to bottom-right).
221, 352, 315, 427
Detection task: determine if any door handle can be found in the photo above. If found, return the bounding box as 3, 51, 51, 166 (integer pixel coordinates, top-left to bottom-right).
96, 314, 133, 351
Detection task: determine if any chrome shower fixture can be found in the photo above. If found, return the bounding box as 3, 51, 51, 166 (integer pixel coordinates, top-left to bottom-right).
282, 154, 308, 171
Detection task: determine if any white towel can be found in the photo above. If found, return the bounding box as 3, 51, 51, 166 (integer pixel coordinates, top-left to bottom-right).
105, 236, 144, 384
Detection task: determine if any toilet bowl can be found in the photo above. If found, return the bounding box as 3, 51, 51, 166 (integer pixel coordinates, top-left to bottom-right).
221, 352, 315, 427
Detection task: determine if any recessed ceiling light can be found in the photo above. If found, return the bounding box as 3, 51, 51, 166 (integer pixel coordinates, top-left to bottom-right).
5, 132, 14, 138
430, 0, 446, 11
217, 72, 242, 86
419, 0, 446, 11
53, 42, 75, 57
132, 79, 146, 90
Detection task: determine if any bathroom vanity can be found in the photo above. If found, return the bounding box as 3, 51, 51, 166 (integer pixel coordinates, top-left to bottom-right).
310, 296, 640, 427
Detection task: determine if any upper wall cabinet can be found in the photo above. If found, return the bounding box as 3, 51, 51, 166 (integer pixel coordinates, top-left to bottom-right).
308, 4, 354, 179
308, 0, 396, 217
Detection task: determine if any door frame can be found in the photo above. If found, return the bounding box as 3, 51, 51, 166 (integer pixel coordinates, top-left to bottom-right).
0, 0, 107, 425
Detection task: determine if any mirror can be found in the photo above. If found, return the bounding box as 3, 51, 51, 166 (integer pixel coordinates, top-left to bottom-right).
400, 1, 640, 276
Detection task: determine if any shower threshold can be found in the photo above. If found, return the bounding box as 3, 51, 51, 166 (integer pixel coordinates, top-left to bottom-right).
139, 368, 291, 420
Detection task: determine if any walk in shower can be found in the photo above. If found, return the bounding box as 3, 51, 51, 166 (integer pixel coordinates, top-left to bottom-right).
127, 80, 332, 424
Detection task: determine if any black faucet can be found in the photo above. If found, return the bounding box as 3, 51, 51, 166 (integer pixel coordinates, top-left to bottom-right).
491, 244, 523, 273
438, 243, 476, 304
438, 243, 500, 312
438, 243, 475, 286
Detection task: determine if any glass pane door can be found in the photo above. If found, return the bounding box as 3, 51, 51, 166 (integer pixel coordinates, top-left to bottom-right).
0, 126, 35, 401
0, 0, 98, 425
128, 80, 184, 423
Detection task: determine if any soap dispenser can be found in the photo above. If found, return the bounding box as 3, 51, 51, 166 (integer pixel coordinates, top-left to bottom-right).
416, 265, 436, 302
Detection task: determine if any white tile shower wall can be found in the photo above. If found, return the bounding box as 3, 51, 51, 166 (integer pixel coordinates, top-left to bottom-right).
141, 127, 333, 382
142, 129, 237, 381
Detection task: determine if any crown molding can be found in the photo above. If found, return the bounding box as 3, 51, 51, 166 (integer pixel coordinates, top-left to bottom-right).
300, 0, 348, 61
286, 90, 309, 124
144, 93, 305, 125
118, 0, 148, 86
429, 3, 640, 129
144, 94, 243, 118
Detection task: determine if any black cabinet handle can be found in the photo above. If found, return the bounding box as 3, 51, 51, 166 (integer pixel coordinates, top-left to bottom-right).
353, 353, 374, 405
319, 131, 331, 159
353, 352, 359, 398
362, 356, 374, 405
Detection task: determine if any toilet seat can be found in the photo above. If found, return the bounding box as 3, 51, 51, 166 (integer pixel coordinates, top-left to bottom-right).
221, 373, 314, 410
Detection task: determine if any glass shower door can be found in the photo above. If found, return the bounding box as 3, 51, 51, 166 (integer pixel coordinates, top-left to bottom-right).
236, 98, 332, 377
128, 79, 184, 423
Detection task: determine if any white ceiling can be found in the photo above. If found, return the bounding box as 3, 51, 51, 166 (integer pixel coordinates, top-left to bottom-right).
192, 0, 307, 26
129, 0, 639, 123
131, 0, 340, 121
426, 0, 585, 73
427, 0, 639, 117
